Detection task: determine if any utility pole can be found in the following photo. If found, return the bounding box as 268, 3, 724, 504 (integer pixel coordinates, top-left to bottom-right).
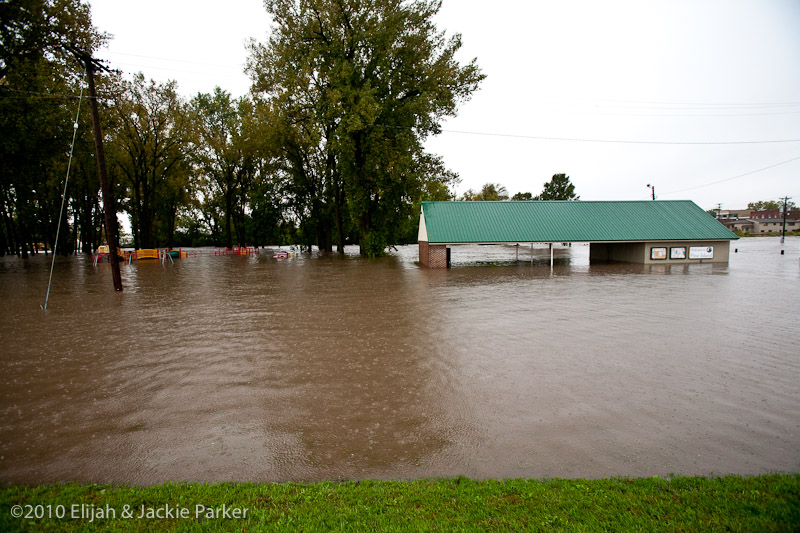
68, 47, 123, 292
716, 203, 723, 220
780, 196, 791, 244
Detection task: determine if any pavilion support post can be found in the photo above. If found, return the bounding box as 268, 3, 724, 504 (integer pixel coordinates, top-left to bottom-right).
530, 243, 533, 265
550, 243, 554, 270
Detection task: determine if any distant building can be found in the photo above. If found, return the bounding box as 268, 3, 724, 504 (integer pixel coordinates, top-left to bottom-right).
720, 218, 755, 233
748, 209, 800, 234
716, 208, 751, 221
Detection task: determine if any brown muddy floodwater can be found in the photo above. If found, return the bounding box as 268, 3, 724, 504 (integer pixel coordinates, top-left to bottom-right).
1, 238, 799, 484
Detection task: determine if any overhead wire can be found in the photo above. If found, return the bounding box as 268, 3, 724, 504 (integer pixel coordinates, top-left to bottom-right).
526, 105, 800, 117
565, 97, 800, 108
1, 87, 115, 100
436, 128, 800, 145
658, 154, 800, 196
6, 51, 800, 146
104, 59, 243, 77
100, 50, 238, 68
5, 85, 800, 145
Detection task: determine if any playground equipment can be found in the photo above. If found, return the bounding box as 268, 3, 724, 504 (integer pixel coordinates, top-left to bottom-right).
93, 244, 262, 267
92, 244, 125, 266
178, 245, 259, 258
133, 248, 159, 260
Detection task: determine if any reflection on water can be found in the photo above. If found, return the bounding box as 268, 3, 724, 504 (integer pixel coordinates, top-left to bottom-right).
0, 238, 798, 484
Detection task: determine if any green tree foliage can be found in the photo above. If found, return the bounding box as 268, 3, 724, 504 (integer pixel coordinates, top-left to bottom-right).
1, 0, 484, 255
511, 192, 533, 201
460, 183, 509, 201
247, 0, 483, 256
747, 200, 779, 211
534, 173, 579, 201
0, 0, 101, 79
111, 74, 195, 249
747, 200, 795, 211
0, 0, 106, 256
192, 88, 265, 248
399, 152, 457, 243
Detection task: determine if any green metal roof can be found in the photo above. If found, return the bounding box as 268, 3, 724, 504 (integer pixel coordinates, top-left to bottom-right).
420, 200, 738, 243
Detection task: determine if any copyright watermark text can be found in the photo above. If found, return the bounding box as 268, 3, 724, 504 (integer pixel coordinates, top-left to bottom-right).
10, 503, 248, 522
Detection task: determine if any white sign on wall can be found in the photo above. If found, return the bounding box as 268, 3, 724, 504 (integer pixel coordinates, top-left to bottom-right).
689, 246, 714, 259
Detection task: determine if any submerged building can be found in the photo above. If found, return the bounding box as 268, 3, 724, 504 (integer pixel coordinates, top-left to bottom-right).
418, 200, 738, 268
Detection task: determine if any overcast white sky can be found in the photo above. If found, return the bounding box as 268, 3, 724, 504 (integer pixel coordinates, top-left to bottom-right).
89, 0, 800, 211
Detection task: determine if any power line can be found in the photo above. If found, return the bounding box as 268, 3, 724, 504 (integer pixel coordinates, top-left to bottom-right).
0, 87, 114, 100
533, 106, 800, 118
659, 154, 800, 196
438, 128, 800, 145
571, 97, 800, 109
107, 60, 243, 76
100, 50, 239, 68
7, 86, 800, 146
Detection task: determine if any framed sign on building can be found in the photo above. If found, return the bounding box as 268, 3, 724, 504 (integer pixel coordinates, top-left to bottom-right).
650, 247, 667, 260
670, 247, 687, 259
689, 246, 713, 259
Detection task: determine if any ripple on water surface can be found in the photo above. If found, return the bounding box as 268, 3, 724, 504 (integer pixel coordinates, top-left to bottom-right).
0, 238, 798, 483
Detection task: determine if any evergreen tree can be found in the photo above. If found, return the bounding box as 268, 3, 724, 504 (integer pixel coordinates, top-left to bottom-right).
534, 174, 579, 201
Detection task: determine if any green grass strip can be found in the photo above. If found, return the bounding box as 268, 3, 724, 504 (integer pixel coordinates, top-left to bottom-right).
1, 474, 798, 531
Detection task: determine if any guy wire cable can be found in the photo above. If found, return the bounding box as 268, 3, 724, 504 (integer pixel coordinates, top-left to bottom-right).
43, 72, 85, 310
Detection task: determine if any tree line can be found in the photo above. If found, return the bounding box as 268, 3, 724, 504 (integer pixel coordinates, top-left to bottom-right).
0, 0, 484, 257
460, 174, 579, 201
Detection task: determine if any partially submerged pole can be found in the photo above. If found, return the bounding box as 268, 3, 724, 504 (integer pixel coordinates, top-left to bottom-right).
780, 196, 791, 245
84, 58, 122, 292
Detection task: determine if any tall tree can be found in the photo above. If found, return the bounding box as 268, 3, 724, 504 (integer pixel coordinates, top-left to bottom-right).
0, 0, 106, 256
535, 173, 579, 201
248, 0, 483, 256
111, 74, 194, 249
192, 88, 262, 249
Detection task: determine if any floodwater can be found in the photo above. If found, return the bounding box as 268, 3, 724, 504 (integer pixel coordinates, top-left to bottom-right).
1, 238, 798, 484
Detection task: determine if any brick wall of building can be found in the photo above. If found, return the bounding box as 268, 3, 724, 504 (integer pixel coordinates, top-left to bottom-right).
419, 240, 429, 267
429, 244, 447, 268
418, 241, 448, 268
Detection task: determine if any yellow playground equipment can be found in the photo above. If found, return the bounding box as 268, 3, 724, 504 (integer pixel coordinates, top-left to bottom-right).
133, 249, 159, 260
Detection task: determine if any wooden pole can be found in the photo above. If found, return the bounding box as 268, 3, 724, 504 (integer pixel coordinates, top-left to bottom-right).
84, 59, 122, 292
780, 196, 791, 244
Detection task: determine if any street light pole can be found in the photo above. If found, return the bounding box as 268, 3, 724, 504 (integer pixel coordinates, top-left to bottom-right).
646, 184, 655, 201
